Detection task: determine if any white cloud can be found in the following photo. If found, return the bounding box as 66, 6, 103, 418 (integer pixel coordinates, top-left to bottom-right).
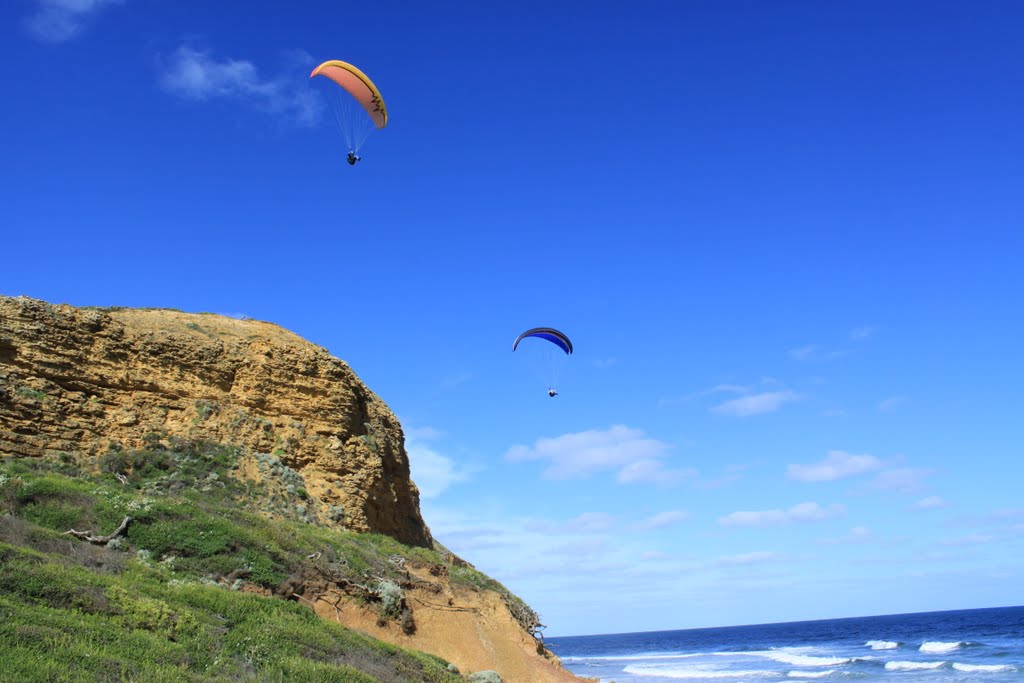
405, 430, 473, 499
617, 459, 695, 485
787, 450, 883, 483
719, 502, 844, 527
405, 425, 445, 441
160, 47, 270, 100
915, 496, 949, 510
789, 450, 933, 496
712, 390, 802, 417
505, 425, 681, 482
637, 510, 690, 531
159, 46, 320, 124
24, 0, 121, 43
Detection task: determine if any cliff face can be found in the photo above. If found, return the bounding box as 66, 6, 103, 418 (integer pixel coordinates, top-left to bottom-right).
0, 295, 431, 548
0, 295, 592, 683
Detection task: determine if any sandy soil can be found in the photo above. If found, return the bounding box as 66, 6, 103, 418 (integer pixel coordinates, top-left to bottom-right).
306, 565, 592, 683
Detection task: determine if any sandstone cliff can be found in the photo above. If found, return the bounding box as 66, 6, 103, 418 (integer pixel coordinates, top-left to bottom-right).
0, 295, 589, 683
0, 295, 430, 546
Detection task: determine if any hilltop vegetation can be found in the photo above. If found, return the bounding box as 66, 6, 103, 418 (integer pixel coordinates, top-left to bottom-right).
0, 439, 530, 682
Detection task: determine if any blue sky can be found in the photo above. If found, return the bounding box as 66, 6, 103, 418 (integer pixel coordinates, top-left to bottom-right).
2, 1, 1023, 636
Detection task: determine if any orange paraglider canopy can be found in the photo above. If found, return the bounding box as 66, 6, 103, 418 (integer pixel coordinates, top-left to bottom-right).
310, 60, 388, 129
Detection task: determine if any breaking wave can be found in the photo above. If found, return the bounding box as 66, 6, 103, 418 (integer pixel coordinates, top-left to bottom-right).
787, 670, 834, 678
746, 651, 852, 667
623, 665, 783, 679
560, 652, 698, 663
885, 660, 946, 671
920, 641, 968, 654
865, 640, 900, 650
952, 663, 1016, 673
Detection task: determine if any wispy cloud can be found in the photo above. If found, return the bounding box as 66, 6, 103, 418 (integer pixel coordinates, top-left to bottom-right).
440, 371, 472, 389
789, 345, 820, 361
878, 395, 910, 413
505, 425, 687, 483
660, 383, 745, 407
693, 464, 746, 489
719, 502, 844, 527
788, 344, 851, 362
787, 450, 884, 483
24, 0, 122, 43
405, 425, 445, 441
637, 510, 691, 531
712, 551, 784, 567
914, 496, 949, 510
850, 325, 877, 340
791, 326, 875, 361
159, 46, 320, 124
405, 428, 473, 499
871, 467, 931, 494
712, 390, 802, 417
938, 533, 997, 547
790, 450, 935, 497
707, 384, 751, 395
526, 512, 619, 534
818, 526, 874, 545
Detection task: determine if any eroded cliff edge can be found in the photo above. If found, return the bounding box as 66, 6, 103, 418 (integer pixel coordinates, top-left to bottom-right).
0, 295, 430, 547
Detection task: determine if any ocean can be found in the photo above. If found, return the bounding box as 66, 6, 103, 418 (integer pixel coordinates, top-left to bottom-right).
546, 606, 1024, 682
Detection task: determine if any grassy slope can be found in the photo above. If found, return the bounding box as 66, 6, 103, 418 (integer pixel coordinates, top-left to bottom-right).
0, 441, 526, 682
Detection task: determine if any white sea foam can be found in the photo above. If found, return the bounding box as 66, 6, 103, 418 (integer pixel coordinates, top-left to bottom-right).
752, 651, 851, 667
952, 663, 1015, 673
865, 640, 899, 650
920, 641, 966, 654
885, 660, 946, 671
561, 652, 699, 663
787, 670, 834, 679
623, 664, 784, 679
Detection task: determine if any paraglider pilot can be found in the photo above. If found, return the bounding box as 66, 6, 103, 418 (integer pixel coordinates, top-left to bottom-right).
347, 151, 361, 165
548, 388, 558, 398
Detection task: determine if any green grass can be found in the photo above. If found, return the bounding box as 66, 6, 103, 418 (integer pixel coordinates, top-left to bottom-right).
0, 443, 496, 682
15, 386, 49, 401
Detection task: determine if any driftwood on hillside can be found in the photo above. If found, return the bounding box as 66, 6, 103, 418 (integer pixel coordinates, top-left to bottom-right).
66, 515, 132, 544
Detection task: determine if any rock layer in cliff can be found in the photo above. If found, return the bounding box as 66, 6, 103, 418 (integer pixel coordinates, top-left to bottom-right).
0, 295, 432, 547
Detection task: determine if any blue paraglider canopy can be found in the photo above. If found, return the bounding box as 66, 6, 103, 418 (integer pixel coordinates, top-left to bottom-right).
512, 327, 573, 355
